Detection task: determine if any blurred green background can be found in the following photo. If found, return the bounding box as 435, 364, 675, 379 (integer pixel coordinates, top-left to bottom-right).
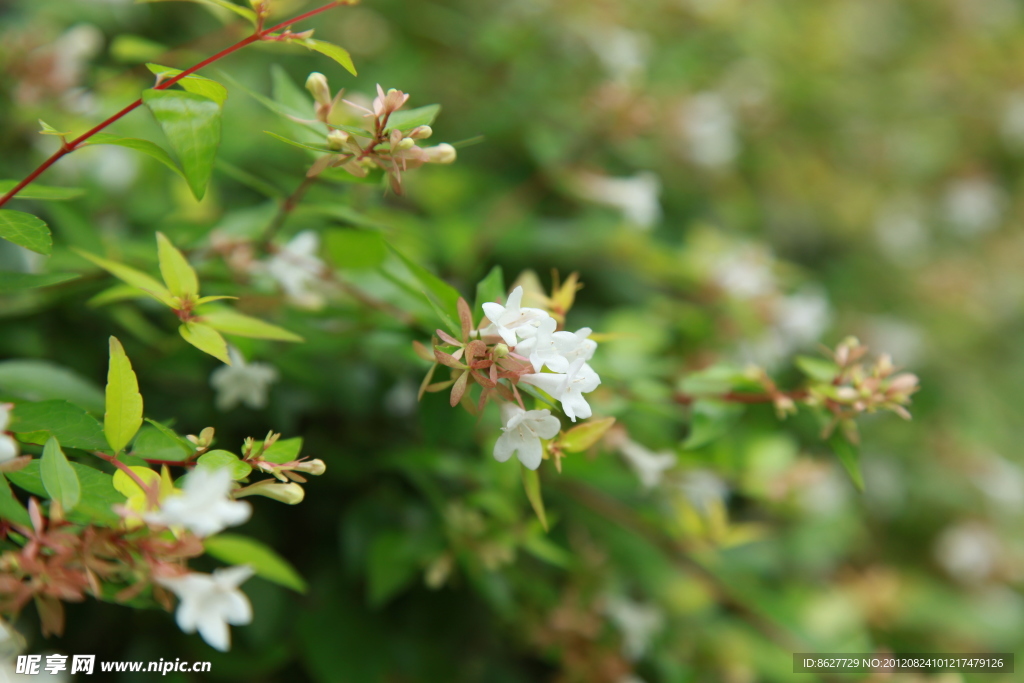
2, 0, 1023, 681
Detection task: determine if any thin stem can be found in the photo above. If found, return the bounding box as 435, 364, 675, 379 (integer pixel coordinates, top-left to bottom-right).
259, 175, 318, 246
0, 1, 345, 209
92, 452, 152, 494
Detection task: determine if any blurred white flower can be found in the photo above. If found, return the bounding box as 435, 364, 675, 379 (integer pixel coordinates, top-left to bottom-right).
383, 379, 418, 417
943, 178, 1004, 236
520, 358, 601, 422
605, 596, 663, 661
264, 231, 328, 309
144, 467, 251, 537
616, 437, 676, 490
970, 453, 1024, 513
571, 171, 662, 229
863, 316, 926, 368
210, 348, 279, 411
493, 403, 560, 470
0, 404, 18, 464
481, 285, 548, 347
157, 566, 254, 652
711, 245, 775, 299
742, 288, 830, 366
679, 93, 739, 169
583, 25, 650, 83
874, 197, 930, 266
678, 469, 728, 513
934, 522, 1001, 584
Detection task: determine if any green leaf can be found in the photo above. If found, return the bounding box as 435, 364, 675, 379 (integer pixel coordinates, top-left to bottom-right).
296, 39, 357, 76
7, 461, 124, 525
75, 249, 176, 307
145, 64, 228, 106
263, 131, 336, 154
41, 437, 81, 512
682, 399, 744, 450
385, 104, 441, 132
387, 245, 462, 336
828, 433, 865, 492
521, 464, 548, 532
10, 400, 108, 451
144, 419, 195, 457
0, 210, 52, 255
197, 450, 251, 479
155, 232, 199, 298
678, 364, 759, 395
0, 181, 84, 201
143, 89, 222, 201
104, 337, 144, 455
0, 475, 31, 527
204, 534, 307, 593
262, 437, 302, 464
200, 309, 303, 342
367, 533, 422, 607
559, 417, 616, 453
136, 0, 257, 24
132, 423, 191, 462
110, 35, 167, 64
179, 322, 231, 364
0, 360, 105, 413
38, 120, 70, 136
0, 271, 79, 293
324, 229, 387, 269
795, 355, 841, 382
473, 266, 505, 326
84, 134, 186, 181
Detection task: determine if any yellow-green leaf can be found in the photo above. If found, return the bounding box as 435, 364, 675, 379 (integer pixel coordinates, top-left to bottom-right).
204, 534, 307, 593
201, 309, 304, 342
296, 39, 357, 76
104, 337, 144, 455
179, 322, 231, 364
145, 64, 228, 106
156, 232, 199, 298
521, 464, 548, 532
40, 436, 81, 511
558, 417, 616, 453
75, 249, 176, 307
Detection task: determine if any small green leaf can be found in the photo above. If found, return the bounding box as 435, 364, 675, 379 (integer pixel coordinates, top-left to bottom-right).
682, 399, 744, 450
38, 120, 70, 136
40, 437, 81, 512
110, 35, 167, 64
521, 464, 548, 532
0, 360, 105, 413
10, 400, 108, 451
143, 89, 223, 201
296, 39, 357, 76
75, 249, 176, 307
473, 266, 505, 326
795, 355, 841, 382
155, 232, 199, 298
0, 272, 79, 293
132, 423, 191, 462
7, 461, 123, 525
385, 104, 441, 132
559, 417, 616, 453
0, 181, 84, 201
387, 245, 462, 337
263, 131, 336, 154
145, 64, 228, 106
0, 475, 31, 527
200, 309, 303, 342
204, 534, 307, 593
829, 433, 865, 492
197, 450, 251, 479
0, 210, 52, 255
179, 322, 231, 364
324, 229, 387, 269
144, 418, 195, 457
84, 134, 186, 181
262, 437, 303, 464
104, 337, 144, 455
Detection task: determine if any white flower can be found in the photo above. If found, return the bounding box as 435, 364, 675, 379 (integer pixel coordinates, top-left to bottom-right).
943, 178, 1004, 237
0, 404, 17, 464
605, 596, 663, 661
679, 92, 739, 169
265, 231, 327, 309
144, 467, 251, 537
572, 171, 662, 229
210, 348, 279, 411
480, 286, 548, 347
934, 522, 1001, 584
493, 404, 561, 470
517, 319, 598, 374
711, 245, 775, 299
519, 358, 601, 422
678, 469, 728, 513
616, 438, 676, 490
157, 566, 254, 652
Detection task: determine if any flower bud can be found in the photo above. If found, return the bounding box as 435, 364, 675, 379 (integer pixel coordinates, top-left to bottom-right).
423, 143, 457, 164
408, 125, 433, 140
187, 426, 215, 449
237, 480, 305, 505
305, 72, 331, 107
294, 459, 326, 476
493, 343, 510, 358
327, 129, 348, 151
395, 138, 416, 151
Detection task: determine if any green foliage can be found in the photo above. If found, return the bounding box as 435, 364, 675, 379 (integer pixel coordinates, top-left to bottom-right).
11, 401, 108, 451
324, 229, 388, 270
179, 322, 231, 364
40, 437, 81, 512
204, 534, 307, 593
0, 272, 79, 293
197, 450, 252, 479
7, 461, 124, 525
473, 265, 505, 326
0, 475, 31, 527
0, 181, 84, 201
145, 64, 229, 107
0, 210, 51, 255
104, 337, 144, 455
520, 464, 547, 531
0, 361, 104, 413
143, 89, 222, 200
294, 39, 357, 77
156, 232, 199, 299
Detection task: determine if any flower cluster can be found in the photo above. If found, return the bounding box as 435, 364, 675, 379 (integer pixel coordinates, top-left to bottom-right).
304, 74, 456, 194
0, 404, 18, 464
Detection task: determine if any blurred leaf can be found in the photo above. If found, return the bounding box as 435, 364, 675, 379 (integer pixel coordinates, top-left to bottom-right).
41, 437, 81, 512
387, 245, 462, 336
521, 464, 548, 531
75, 249, 176, 307
104, 337, 144, 455
204, 534, 307, 593
109, 35, 166, 63
0, 181, 84, 201
179, 322, 231, 364
324, 229, 389, 270
473, 265, 505, 326
146, 64, 228, 106
7, 461, 123, 525
197, 450, 252, 479
84, 134, 185, 181
296, 39, 357, 76
795, 355, 840, 382
0, 360, 104, 414
263, 131, 335, 154
200, 309, 303, 342
0, 272, 79, 293
143, 89, 222, 200
559, 417, 616, 453
828, 433, 864, 492
385, 105, 441, 132
11, 401, 108, 451
156, 232, 199, 298
0, 210, 51, 255
679, 364, 757, 395
682, 399, 744, 450
0, 474, 31, 527
136, 0, 256, 24
367, 532, 421, 607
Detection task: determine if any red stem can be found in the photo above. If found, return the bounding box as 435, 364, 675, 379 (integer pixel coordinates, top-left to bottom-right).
92, 452, 153, 493
0, 1, 345, 209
